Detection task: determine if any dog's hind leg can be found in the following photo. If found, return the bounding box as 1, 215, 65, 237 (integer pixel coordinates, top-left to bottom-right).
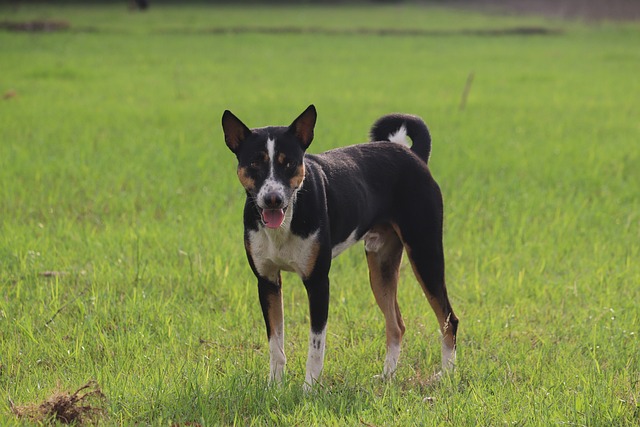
392, 218, 459, 374
365, 224, 406, 378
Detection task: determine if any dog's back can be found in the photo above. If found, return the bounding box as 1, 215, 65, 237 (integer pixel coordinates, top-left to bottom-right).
303, 113, 437, 248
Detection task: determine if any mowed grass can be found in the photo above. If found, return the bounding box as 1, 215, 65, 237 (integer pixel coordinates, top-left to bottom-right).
1, 3, 639, 425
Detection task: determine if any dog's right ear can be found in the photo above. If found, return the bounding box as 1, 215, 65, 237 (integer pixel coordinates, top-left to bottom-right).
222, 110, 252, 154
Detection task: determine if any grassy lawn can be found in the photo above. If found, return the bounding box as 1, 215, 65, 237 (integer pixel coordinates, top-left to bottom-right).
1, 3, 639, 425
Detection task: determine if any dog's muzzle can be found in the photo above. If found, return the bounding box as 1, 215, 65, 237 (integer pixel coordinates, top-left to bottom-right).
260, 191, 286, 229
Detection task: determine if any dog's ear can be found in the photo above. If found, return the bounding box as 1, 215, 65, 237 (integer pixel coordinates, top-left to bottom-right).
222, 110, 252, 154
288, 105, 317, 150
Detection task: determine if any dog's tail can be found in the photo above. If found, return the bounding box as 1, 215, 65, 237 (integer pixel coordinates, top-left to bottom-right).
369, 113, 432, 163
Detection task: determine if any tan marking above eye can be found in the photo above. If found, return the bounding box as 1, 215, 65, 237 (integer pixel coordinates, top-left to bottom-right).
237, 166, 256, 190
289, 163, 305, 189
277, 153, 286, 165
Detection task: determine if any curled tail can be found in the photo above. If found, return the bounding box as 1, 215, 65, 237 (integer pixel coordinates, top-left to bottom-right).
369, 113, 432, 163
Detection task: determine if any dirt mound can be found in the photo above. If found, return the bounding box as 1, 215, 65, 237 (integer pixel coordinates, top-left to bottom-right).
10, 381, 106, 425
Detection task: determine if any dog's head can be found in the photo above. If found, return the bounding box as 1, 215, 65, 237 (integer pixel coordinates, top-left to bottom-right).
222, 105, 316, 229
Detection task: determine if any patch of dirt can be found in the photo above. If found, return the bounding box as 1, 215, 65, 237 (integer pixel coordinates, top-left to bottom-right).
40, 270, 68, 277
171, 25, 561, 37
0, 20, 69, 32
10, 381, 106, 425
3, 90, 17, 100
447, 0, 640, 22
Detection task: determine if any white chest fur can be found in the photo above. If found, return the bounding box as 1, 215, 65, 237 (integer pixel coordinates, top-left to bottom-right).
248, 227, 321, 282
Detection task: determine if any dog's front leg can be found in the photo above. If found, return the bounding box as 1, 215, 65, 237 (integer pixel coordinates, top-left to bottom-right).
257, 274, 286, 385
302, 275, 329, 391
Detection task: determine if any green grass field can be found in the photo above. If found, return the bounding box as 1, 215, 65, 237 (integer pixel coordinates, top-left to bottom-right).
1, 3, 639, 425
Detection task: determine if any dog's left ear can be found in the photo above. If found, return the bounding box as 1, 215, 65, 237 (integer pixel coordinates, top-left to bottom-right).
222, 110, 252, 154
288, 105, 317, 150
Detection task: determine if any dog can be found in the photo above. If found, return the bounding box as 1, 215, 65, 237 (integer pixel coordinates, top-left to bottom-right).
222, 105, 458, 390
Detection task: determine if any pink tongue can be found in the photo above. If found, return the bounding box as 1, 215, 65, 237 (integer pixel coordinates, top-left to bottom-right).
262, 209, 285, 229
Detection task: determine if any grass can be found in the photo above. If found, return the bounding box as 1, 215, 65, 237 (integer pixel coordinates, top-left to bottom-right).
1, 2, 639, 425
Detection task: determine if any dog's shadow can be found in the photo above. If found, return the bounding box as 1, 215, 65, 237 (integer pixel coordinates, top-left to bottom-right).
144, 366, 455, 425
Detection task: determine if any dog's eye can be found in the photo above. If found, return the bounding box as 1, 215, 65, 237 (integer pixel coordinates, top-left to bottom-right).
250, 156, 265, 169
285, 161, 297, 171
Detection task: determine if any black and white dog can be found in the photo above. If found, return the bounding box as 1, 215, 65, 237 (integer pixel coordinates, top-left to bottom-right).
222, 105, 458, 389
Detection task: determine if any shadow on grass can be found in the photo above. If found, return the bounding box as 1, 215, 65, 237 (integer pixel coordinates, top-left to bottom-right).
136, 370, 458, 426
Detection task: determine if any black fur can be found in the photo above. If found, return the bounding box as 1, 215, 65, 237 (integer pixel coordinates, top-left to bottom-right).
222, 105, 458, 384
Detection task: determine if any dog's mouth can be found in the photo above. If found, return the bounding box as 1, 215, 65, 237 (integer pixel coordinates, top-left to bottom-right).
260, 208, 286, 229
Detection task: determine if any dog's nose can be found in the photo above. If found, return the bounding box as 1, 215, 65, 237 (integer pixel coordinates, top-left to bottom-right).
263, 192, 284, 208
